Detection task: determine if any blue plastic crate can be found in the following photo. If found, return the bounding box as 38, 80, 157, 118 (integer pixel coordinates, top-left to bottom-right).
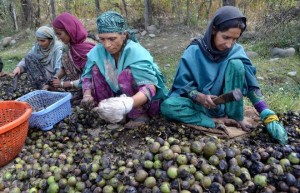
16, 90, 72, 131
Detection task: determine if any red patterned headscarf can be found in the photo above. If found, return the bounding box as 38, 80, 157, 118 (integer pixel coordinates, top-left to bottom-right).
53, 12, 95, 69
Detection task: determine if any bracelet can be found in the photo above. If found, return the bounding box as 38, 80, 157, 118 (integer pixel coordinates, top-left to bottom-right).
70, 81, 74, 88
188, 90, 200, 102
264, 115, 279, 125
83, 94, 92, 98
60, 81, 64, 88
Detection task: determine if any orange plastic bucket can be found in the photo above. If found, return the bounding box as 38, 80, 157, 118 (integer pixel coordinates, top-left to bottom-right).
0, 101, 32, 167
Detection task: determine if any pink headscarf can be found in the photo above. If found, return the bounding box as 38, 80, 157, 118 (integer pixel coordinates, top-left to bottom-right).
53, 12, 95, 69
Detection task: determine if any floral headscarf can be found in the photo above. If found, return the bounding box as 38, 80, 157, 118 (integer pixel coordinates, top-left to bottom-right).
96, 11, 138, 42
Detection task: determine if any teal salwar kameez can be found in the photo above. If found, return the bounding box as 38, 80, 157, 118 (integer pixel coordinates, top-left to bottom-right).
161, 56, 256, 128
161, 6, 288, 144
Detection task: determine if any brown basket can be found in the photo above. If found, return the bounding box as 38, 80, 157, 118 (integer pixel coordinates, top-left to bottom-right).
0, 101, 32, 167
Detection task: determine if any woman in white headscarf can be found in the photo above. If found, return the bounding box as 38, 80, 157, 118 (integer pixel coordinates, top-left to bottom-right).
13, 26, 63, 89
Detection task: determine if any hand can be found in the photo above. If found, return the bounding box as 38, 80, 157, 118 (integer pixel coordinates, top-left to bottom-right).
260, 109, 288, 144
13, 67, 21, 76
93, 95, 134, 123
50, 77, 61, 88
195, 93, 218, 109
237, 120, 253, 132
81, 95, 95, 110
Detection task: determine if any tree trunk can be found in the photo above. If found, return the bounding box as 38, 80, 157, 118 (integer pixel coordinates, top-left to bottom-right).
144, 0, 150, 29
1, 0, 7, 14
148, 0, 152, 25
9, 2, 18, 30
64, 0, 70, 12
197, 1, 205, 24
171, 0, 175, 16
186, 0, 190, 27
121, 0, 128, 19
20, 0, 32, 27
50, 0, 56, 22
176, 0, 182, 26
34, 0, 41, 28
95, 0, 100, 14
206, 0, 212, 22
223, 0, 236, 6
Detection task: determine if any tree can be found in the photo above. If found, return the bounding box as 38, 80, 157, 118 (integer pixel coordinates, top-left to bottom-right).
223, 0, 236, 6
9, 2, 18, 30
33, 0, 41, 28
144, 0, 152, 29
50, 0, 56, 22
206, 0, 212, 22
64, 0, 71, 12
95, 0, 100, 15
20, 0, 33, 27
174, 0, 182, 27
121, 0, 128, 19
186, 0, 190, 27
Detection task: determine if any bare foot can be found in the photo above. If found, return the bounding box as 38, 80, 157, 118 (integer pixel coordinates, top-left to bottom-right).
213, 117, 253, 132
238, 120, 253, 132
213, 117, 239, 127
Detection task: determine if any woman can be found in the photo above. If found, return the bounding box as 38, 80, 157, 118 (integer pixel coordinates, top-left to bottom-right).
160, 6, 287, 144
50, 12, 95, 105
81, 11, 168, 128
13, 26, 62, 89
0, 57, 5, 77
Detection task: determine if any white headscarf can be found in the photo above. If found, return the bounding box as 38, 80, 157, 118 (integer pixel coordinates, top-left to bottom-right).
33, 26, 62, 66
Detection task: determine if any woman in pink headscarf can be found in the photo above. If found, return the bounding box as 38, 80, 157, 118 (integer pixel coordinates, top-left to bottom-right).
50, 12, 95, 105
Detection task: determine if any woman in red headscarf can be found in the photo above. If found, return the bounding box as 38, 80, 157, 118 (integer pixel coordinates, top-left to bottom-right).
50, 12, 95, 105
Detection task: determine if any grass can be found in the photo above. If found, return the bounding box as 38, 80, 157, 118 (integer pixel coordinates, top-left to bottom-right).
140, 32, 300, 114
250, 56, 300, 113
1, 30, 36, 73
1, 27, 299, 114
152, 47, 183, 88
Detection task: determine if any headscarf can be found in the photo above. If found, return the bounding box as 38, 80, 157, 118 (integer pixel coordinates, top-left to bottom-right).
194, 6, 246, 62
33, 26, 61, 67
96, 11, 138, 42
52, 12, 95, 69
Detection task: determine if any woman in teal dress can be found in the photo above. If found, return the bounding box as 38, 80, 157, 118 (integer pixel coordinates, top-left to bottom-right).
161, 6, 287, 144
80, 11, 168, 128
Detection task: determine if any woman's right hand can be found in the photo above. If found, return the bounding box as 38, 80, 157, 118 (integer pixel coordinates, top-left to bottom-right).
50, 78, 62, 88
195, 93, 218, 109
13, 67, 21, 76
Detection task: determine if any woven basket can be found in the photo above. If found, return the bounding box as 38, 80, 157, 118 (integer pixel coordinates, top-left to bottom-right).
0, 101, 32, 167
16, 90, 72, 131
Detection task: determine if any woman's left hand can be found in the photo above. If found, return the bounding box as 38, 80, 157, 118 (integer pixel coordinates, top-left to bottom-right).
196, 93, 218, 109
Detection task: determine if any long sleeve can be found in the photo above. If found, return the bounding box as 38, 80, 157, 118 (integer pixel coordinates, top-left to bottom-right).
53, 48, 62, 74
16, 46, 35, 73
80, 55, 94, 90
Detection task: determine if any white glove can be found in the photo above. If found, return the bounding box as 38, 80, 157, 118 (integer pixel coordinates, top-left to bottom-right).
93, 95, 134, 123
